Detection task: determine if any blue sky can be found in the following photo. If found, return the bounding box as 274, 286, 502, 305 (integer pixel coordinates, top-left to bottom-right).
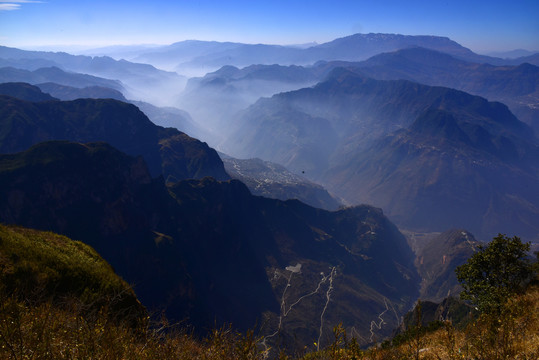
1, 0, 538, 53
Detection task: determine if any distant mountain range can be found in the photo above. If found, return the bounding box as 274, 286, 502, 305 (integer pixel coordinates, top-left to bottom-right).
175, 48, 539, 149
0, 66, 123, 91
222, 69, 539, 241
128, 100, 209, 142
177, 64, 319, 141
339, 47, 539, 134
486, 49, 538, 59
0, 46, 186, 106
126, 33, 538, 74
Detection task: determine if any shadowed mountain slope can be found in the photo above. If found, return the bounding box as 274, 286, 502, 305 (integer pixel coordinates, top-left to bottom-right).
0, 88, 228, 182
1, 81, 207, 142
0, 81, 58, 102
327, 108, 539, 240
0, 141, 419, 351
0, 141, 194, 325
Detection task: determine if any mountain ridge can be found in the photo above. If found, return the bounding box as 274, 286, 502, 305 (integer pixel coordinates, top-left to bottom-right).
345, 47, 539, 133
122, 33, 538, 74
0, 46, 186, 106
0, 87, 229, 182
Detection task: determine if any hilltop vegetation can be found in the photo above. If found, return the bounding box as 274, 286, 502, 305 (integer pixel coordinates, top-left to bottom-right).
0, 224, 150, 359
0, 224, 261, 359
0, 224, 144, 317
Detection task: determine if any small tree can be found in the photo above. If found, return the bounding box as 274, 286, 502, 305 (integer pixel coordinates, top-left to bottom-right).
455, 234, 534, 315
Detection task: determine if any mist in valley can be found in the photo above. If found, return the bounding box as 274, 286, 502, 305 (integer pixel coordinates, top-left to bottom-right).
46, 38, 538, 244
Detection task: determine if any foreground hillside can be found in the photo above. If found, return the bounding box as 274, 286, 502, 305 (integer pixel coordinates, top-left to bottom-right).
2, 289, 536, 359
308, 285, 539, 360
0, 224, 262, 359
0, 224, 146, 324
2, 224, 537, 359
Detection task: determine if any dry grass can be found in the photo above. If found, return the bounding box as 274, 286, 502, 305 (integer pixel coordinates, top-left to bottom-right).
1, 223, 537, 359
0, 287, 537, 359
0, 294, 264, 360
291, 286, 539, 360
410, 285, 539, 360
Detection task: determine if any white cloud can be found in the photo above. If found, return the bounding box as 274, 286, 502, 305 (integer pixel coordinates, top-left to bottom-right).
0, 1, 43, 11
0, 4, 21, 10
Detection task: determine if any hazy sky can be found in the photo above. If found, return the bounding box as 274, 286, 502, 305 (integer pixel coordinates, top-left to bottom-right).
1, 0, 538, 53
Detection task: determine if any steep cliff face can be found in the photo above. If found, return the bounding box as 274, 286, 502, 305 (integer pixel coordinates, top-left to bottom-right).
414, 229, 480, 302
0, 141, 167, 254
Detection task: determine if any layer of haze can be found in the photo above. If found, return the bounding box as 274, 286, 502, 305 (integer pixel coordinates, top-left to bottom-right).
1, 0, 538, 53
